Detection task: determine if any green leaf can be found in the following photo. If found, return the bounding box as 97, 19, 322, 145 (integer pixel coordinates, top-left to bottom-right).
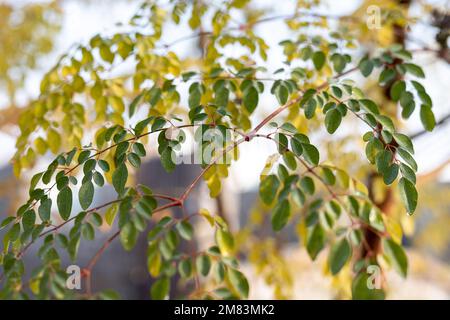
331, 53, 346, 73
359, 99, 379, 114
133, 143, 146, 157
328, 238, 352, 275
161, 148, 176, 173
243, 86, 258, 113
400, 163, 416, 184
91, 212, 103, 227
7, 223, 21, 242
378, 68, 396, 85
271, 199, 290, 231
134, 117, 152, 135
135, 196, 156, 219
152, 118, 167, 131
275, 84, 289, 105
393, 133, 414, 154
306, 224, 325, 260
400, 91, 415, 119
112, 163, 128, 194
120, 222, 138, 251
328, 200, 341, 217
383, 238, 408, 278
411, 81, 432, 106
418, 90, 432, 107
178, 258, 193, 278
127, 153, 141, 168
68, 234, 80, 261
213, 261, 225, 283
82, 222, 95, 240
66, 148, 77, 165
390, 80, 405, 101
196, 255, 212, 277
215, 85, 229, 108
300, 176, 315, 195
349, 229, 362, 246
22, 210, 36, 231
403, 63, 425, 78
397, 148, 417, 172
259, 175, 280, 205
398, 177, 418, 215
280, 122, 297, 133
359, 58, 374, 77
375, 149, 392, 173
321, 167, 336, 185
312, 51, 326, 70
410, 80, 425, 92
188, 83, 202, 108
274, 133, 288, 153
292, 188, 305, 206
383, 164, 399, 185
38, 198, 52, 221
381, 130, 392, 144
93, 171, 105, 187
0, 216, 15, 231
290, 136, 304, 156
304, 98, 317, 119
115, 142, 129, 159
419, 104, 435, 131
148, 86, 162, 107
302, 144, 320, 166
331, 86, 342, 98
128, 93, 143, 118
228, 268, 249, 298
283, 151, 297, 170
151, 277, 170, 300
29, 172, 43, 194
216, 228, 234, 255
98, 159, 110, 172
79, 181, 94, 210
78, 150, 91, 164
374, 114, 395, 132
57, 186, 72, 220
324, 109, 342, 134
176, 221, 193, 240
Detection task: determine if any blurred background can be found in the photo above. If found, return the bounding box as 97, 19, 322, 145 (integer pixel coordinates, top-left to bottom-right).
0, 0, 449, 299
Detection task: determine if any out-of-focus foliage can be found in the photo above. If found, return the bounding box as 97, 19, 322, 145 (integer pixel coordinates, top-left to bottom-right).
415, 184, 450, 254
0, 1, 61, 105
0, 1, 62, 217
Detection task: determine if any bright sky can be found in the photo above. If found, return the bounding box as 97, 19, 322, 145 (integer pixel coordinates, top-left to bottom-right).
1, 0, 449, 190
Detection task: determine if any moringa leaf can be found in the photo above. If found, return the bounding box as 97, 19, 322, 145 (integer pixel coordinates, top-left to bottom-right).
112, 163, 128, 194
79, 181, 94, 210
259, 174, 280, 205
383, 238, 408, 278
398, 177, 418, 215
328, 238, 352, 275
325, 109, 342, 134
57, 186, 72, 220
271, 199, 290, 231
